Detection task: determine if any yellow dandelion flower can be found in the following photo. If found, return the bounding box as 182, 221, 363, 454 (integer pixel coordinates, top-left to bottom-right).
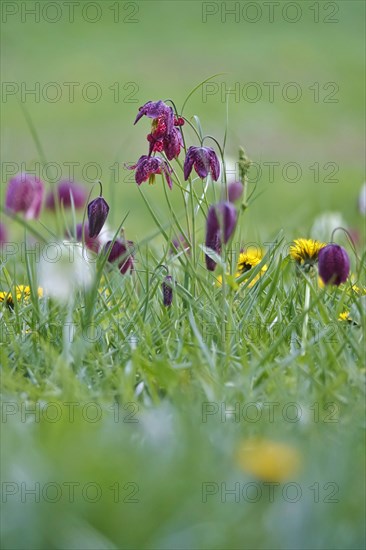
338, 311, 350, 321
236, 438, 302, 483
216, 250, 267, 289
236, 250, 267, 287
350, 284, 366, 295
290, 238, 325, 268
0, 286, 43, 308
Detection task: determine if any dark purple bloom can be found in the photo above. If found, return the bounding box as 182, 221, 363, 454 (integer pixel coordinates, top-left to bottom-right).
228, 181, 244, 203
318, 244, 350, 286
170, 234, 190, 256
134, 100, 174, 133
162, 127, 183, 161
205, 202, 237, 271
0, 222, 8, 247
67, 222, 101, 253
162, 275, 173, 307
126, 156, 173, 189
46, 180, 87, 210
5, 173, 44, 219
104, 239, 134, 275
87, 196, 109, 238
184, 146, 220, 181
147, 116, 184, 160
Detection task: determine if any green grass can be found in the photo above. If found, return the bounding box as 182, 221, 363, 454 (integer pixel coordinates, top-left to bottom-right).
1, 2, 365, 548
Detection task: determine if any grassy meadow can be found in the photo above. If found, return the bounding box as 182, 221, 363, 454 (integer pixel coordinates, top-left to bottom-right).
1, 1, 365, 549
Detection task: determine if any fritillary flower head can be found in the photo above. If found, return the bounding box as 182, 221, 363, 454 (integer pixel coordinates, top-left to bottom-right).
5, 173, 44, 219
289, 238, 326, 270
227, 181, 244, 203
318, 244, 350, 286
184, 146, 220, 181
170, 234, 190, 256
162, 275, 173, 307
147, 115, 184, 160
46, 180, 87, 210
205, 201, 237, 271
104, 239, 134, 275
66, 222, 101, 253
126, 156, 173, 189
134, 100, 174, 132
87, 194, 109, 238
0, 222, 8, 246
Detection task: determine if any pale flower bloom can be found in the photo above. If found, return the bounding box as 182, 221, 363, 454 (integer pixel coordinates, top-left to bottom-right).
38, 241, 94, 302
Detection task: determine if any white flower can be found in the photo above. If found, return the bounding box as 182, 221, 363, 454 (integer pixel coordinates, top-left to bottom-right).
310, 212, 347, 243
358, 183, 366, 216
38, 241, 94, 302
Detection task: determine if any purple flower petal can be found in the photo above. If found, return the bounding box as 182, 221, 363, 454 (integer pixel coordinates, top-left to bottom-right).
5, 173, 44, 220
318, 244, 350, 286
46, 180, 87, 210
227, 181, 244, 203
183, 146, 220, 181
87, 196, 109, 238
0, 222, 8, 246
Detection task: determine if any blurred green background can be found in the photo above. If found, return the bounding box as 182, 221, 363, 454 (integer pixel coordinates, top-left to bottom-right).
1, 2, 365, 549
1, 0, 365, 244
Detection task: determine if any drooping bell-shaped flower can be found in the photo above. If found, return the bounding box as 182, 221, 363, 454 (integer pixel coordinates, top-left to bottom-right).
318, 244, 350, 286
227, 181, 244, 203
46, 180, 87, 210
69, 222, 101, 253
104, 239, 134, 275
134, 100, 174, 132
87, 196, 109, 238
162, 275, 173, 307
205, 201, 237, 271
184, 146, 220, 181
0, 222, 8, 246
126, 155, 173, 189
5, 173, 44, 219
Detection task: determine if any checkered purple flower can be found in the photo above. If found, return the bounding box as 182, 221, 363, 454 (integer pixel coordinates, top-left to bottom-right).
5, 173, 44, 219
127, 155, 173, 189
184, 146, 220, 181
205, 201, 237, 271
318, 244, 350, 286
46, 180, 87, 210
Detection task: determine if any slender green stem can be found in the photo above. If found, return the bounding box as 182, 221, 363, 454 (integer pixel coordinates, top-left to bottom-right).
301, 281, 311, 356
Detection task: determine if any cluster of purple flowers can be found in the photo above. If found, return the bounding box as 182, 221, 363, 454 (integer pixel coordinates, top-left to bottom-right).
2, 98, 356, 308
5, 173, 88, 220
127, 100, 221, 189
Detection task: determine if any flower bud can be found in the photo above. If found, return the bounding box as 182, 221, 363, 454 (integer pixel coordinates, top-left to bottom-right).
162, 275, 173, 307
87, 196, 109, 238
318, 244, 350, 286
227, 181, 244, 203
